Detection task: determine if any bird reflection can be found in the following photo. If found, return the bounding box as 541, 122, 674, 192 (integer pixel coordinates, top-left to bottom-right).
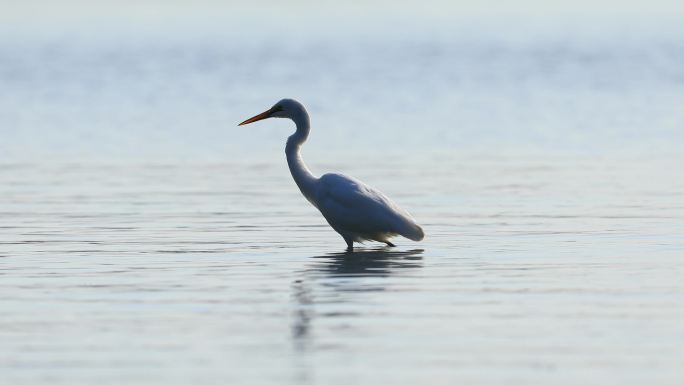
307, 248, 424, 277
291, 248, 424, 351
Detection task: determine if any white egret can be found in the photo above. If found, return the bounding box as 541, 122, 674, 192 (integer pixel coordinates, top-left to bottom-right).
239, 99, 424, 251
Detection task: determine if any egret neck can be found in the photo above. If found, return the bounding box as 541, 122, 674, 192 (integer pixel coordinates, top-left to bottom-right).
285, 107, 317, 204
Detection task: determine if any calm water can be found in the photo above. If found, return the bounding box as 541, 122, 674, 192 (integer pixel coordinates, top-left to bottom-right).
2, 6, 684, 385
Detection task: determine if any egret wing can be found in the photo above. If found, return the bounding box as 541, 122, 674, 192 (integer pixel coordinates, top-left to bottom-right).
315, 173, 423, 241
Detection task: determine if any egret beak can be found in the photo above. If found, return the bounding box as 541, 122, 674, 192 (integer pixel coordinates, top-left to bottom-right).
238, 108, 274, 126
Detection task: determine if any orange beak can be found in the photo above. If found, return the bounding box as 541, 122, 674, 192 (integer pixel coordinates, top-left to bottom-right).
238, 108, 274, 126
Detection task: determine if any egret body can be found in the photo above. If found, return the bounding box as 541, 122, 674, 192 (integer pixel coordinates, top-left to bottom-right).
239, 99, 424, 251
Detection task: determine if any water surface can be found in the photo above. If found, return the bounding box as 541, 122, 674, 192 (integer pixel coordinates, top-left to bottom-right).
2, 154, 683, 384
1, 6, 684, 384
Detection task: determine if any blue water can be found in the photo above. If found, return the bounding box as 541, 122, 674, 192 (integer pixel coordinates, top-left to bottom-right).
1, 4, 684, 384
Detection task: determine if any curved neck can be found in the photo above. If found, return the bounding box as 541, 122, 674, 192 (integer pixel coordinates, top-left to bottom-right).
285, 111, 317, 201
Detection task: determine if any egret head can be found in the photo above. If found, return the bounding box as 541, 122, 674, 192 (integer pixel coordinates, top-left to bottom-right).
239, 98, 306, 126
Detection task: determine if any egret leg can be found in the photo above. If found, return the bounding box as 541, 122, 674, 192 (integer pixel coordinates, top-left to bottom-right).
344, 237, 354, 252
385, 241, 396, 247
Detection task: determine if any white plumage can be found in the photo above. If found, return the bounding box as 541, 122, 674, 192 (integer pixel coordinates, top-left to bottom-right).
239, 98, 424, 251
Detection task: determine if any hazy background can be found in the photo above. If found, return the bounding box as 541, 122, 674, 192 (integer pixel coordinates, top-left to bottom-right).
1, 0, 683, 163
